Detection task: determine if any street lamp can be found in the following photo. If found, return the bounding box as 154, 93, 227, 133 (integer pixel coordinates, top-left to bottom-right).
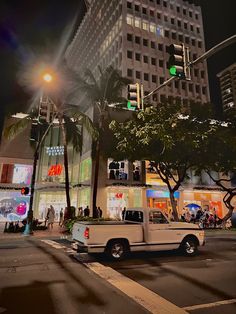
43, 73, 53, 83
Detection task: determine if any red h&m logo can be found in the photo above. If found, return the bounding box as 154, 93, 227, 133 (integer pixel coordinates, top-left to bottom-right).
48, 164, 63, 176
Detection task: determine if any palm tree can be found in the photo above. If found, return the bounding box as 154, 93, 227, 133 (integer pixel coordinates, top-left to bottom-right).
3, 104, 96, 229
70, 66, 130, 217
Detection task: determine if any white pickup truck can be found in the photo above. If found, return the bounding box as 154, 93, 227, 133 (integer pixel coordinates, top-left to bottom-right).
72, 208, 205, 260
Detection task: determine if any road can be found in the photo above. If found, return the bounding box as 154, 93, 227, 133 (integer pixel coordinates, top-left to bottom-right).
0, 232, 236, 314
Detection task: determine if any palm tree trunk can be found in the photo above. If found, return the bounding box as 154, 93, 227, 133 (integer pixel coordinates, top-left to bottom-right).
92, 139, 100, 218
60, 115, 71, 217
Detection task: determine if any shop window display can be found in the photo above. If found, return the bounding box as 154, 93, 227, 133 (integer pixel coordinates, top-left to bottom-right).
108, 159, 128, 180
133, 161, 141, 181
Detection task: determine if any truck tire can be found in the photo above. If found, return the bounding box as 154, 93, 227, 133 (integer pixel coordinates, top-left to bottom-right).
180, 237, 198, 256
106, 240, 127, 261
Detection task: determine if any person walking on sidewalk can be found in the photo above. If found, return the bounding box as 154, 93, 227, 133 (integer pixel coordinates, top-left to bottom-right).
47, 205, 55, 230
59, 208, 64, 227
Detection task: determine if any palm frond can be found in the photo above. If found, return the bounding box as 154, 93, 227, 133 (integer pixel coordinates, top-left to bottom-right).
63, 115, 83, 152
3, 117, 31, 140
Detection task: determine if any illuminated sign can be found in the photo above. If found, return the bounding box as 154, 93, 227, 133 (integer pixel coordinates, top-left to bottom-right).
48, 164, 63, 176
46, 146, 64, 156
146, 189, 179, 199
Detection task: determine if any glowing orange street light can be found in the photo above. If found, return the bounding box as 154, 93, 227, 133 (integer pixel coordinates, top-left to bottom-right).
43, 73, 53, 83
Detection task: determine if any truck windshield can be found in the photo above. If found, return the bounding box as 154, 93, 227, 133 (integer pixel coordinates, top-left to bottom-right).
125, 211, 143, 222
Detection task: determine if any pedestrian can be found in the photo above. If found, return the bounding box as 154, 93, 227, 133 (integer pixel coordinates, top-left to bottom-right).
78, 207, 83, 217
59, 208, 64, 227
122, 207, 126, 220
97, 206, 103, 218
47, 205, 55, 230
84, 206, 90, 217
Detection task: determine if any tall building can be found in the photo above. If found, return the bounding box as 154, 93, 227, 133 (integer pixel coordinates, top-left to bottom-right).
217, 63, 236, 110
66, 0, 210, 104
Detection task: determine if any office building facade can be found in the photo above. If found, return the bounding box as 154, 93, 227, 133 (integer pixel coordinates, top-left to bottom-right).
217, 63, 236, 110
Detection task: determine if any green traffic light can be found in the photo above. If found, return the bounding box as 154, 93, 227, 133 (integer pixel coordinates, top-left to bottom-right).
169, 66, 177, 76
127, 101, 136, 111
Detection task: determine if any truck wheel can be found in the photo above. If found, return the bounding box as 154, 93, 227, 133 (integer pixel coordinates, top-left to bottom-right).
181, 238, 198, 256
106, 240, 126, 261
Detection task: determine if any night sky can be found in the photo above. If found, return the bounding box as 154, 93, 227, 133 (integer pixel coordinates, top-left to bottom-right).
0, 0, 235, 133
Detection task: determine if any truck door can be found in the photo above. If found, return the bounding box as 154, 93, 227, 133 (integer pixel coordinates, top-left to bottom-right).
147, 210, 178, 247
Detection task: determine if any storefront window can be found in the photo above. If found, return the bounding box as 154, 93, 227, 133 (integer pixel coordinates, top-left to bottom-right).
79, 158, 92, 182
133, 161, 141, 181
133, 189, 142, 207
0, 191, 29, 221
107, 159, 128, 180
107, 189, 129, 219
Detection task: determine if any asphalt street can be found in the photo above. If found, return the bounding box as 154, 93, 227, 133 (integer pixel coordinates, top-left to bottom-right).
0, 232, 236, 314
0, 237, 148, 314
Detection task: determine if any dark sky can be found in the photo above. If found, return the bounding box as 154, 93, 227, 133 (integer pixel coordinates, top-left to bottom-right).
0, 0, 235, 129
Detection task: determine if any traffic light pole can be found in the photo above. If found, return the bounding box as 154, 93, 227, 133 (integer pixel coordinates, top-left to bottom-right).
23, 120, 54, 235
143, 34, 236, 101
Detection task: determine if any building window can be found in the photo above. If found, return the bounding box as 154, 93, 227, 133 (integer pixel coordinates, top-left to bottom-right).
143, 55, 148, 63
151, 41, 155, 49
143, 38, 148, 46
197, 27, 200, 34
163, 1, 167, 7
192, 39, 196, 46
171, 18, 175, 25
142, 22, 148, 30
158, 43, 163, 51
183, 8, 186, 15
198, 41, 202, 48
150, 10, 154, 17
127, 2, 132, 9
189, 83, 193, 92
135, 36, 140, 44
127, 50, 133, 59
127, 33, 133, 41
164, 15, 168, 22
201, 70, 205, 79
202, 86, 206, 95
165, 30, 169, 37
177, 6, 180, 12
152, 75, 157, 83
151, 57, 156, 65
136, 71, 141, 79
127, 68, 133, 77
174, 80, 179, 88
126, 15, 133, 25
189, 11, 193, 18
172, 32, 176, 40
190, 24, 194, 31
194, 69, 199, 77
135, 53, 141, 61
177, 20, 181, 27
135, 4, 139, 12
160, 77, 164, 84
150, 23, 156, 33
185, 36, 189, 44
142, 7, 147, 14
179, 34, 183, 41
144, 73, 149, 81
182, 82, 186, 90
157, 12, 161, 19
133, 161, 141, 181
195, 13, 199, 20
184, 22, 187, 29
156, 0, 160, 4
159, 59, 164, 67
134, 18, 141, 28
196, 85, 200, 93
108, 159, 128, 180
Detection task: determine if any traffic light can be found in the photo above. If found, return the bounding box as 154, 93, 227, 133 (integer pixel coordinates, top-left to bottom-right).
127, 83, 140, 110
167, 44, 186, 79
30, 119, 38, 142
21, 187, 30, 195
39, 96, 52, 123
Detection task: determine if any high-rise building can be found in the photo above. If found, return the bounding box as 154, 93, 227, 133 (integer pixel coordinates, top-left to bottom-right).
66, 0, 210, 104
217, 63, 236, 110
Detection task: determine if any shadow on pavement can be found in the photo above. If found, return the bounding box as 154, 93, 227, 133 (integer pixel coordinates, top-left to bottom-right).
27, 238, 106, 308
0, 280, 62, 314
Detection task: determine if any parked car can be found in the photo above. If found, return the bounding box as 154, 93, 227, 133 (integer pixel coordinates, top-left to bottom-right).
72, 208, 205, 260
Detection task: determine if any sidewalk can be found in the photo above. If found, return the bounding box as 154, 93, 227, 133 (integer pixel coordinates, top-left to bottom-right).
0, 222, 69, 240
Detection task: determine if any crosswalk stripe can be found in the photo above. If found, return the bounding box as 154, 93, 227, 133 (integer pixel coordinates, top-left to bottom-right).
183, 298, 236, 311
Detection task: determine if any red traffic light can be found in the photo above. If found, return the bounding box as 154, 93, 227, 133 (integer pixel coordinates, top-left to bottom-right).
21, 187, 30, 195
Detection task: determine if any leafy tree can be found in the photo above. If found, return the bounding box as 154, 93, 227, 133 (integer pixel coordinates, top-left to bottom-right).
195, 107, 236, 225
110, 101, 215, 221
71, 66, 130, 217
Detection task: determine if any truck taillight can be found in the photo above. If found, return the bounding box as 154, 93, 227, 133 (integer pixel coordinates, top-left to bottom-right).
84, 227, 89, 239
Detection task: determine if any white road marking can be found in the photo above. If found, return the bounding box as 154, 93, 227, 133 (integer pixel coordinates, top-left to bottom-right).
41, 240, 66, 249
85, 262, 187, 314
183, 298, 236, 311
